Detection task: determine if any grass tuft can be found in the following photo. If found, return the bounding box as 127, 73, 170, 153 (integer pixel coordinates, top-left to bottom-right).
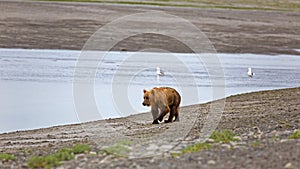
181, 142, 212, 153
72, 144, 92, 154
101, 140, 132, 157
27, 144, 91, 168
251, 141, 260, 147
171, 142, 212, 157
209, 130, 240, 143
27, 155, 61, 169
288, 130, 300, 139
0, 153, 16, 161
102, 144, 131, 157
54, 148, 74, 161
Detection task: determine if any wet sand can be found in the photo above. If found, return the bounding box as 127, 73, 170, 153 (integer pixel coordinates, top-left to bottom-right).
0, 1, 299, 169
0, 0, 300, 54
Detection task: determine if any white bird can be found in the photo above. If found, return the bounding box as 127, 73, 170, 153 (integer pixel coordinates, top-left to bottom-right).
248, 67, 254, 78
156, 67, 165, 76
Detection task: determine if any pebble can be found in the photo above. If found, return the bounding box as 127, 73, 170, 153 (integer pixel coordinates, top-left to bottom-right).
284, 162, 293, 169
221, 144, 231, 149
233, 136, 242, 141
252, 126, 261, 133
229, 141, 238, 146
197, 157, 203, 160
207, 160, 216, 165
239, 141, 247, 145
185, 136, 195, 141
160, 145, 174, 150
234, 145, 246, 149
206, 138, 215, 143
146, 144, 159, 151
280, 139, 288, 143
89, 151, 97, 155
75, 154, 86, 160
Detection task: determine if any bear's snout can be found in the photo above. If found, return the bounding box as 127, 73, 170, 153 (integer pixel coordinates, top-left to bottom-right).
142, 101, 150, 106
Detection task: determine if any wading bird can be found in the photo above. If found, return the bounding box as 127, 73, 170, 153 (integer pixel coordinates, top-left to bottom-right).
248, 67, 254, 78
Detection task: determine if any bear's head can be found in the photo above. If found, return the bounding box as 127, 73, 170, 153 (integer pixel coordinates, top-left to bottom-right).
142, 89, 154, 107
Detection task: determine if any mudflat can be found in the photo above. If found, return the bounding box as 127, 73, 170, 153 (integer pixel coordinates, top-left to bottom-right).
0, 1, 299, 169
0, 0, 300, 54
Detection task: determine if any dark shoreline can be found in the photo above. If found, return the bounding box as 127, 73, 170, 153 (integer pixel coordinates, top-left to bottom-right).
0, 1, 300, 55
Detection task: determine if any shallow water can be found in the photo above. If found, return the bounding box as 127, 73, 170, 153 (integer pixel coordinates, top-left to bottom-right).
0, 48, 299, 133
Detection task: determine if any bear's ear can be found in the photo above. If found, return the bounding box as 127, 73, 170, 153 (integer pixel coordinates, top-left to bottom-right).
151, 89, 155, 96
143, 89, 147, 93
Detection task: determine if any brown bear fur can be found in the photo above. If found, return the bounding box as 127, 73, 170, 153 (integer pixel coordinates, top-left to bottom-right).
142, 87, 181, 124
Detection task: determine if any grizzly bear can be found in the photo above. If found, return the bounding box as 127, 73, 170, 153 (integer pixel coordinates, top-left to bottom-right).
142, 87, 181, 124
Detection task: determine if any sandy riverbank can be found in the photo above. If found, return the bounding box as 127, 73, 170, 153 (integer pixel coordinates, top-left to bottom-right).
0, 87, 299, 168
0, 0, 300, 54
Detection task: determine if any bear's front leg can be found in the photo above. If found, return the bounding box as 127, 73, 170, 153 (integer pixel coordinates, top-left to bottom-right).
152, 119, 159, 124
151, 105, 159, 124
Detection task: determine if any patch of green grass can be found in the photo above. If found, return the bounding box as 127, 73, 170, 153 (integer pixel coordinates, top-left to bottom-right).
72, 144, 91, 154
272, 135, 281, 141
21, 148, 32, 154
0, 153, 16, 161
102, 144, 131, 157
288, 130, 300, 139
182, 142, 212, 153
54, 148, 74, 161
101, 140, 132, 157
27, 144, 91, 168
251, 141, 260, 147
27, 155, 61, 169
171, 142, 212, 157
209, 130, 240, 143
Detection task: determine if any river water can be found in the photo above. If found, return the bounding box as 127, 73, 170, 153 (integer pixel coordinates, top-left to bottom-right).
0, 48, 299, 133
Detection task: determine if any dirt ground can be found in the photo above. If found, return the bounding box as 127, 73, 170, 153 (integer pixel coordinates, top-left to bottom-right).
0, 1, 299, 169
0, 87, 299, 169
0, 0, 300, 54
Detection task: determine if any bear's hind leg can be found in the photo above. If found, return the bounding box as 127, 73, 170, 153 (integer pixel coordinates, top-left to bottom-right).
174, 106, 180, 122
165, 107, 179, 123
165, 106, 175, 123
157, 106, 170, 122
